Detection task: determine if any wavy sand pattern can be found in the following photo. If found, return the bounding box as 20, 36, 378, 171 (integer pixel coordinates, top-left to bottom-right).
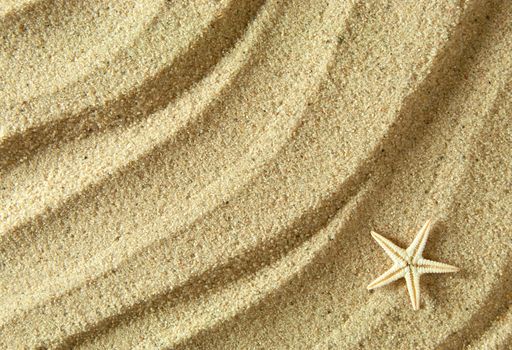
1, 0, 511, 349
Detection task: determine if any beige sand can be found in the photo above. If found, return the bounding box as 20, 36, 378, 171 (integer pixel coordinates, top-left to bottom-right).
0, 0, 511, 348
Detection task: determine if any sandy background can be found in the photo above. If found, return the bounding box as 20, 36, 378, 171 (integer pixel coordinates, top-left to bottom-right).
0, 0, 511, 349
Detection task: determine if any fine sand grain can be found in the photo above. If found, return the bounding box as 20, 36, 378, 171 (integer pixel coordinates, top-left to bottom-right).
1, 0, 511, 349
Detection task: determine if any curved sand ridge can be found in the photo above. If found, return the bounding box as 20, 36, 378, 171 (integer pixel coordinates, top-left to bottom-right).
1, 0, 511, 349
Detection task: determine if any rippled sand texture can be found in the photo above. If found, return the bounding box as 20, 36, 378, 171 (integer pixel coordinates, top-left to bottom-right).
1, 0, 511, 349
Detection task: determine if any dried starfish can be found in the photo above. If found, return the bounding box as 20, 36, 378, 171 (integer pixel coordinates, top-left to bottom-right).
367, 219, 459, 310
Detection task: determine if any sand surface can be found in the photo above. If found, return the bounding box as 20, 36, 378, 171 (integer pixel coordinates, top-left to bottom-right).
1, 0, 511, 349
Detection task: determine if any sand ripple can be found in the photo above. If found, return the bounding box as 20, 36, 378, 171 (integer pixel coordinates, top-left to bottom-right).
1, 0, 511, 348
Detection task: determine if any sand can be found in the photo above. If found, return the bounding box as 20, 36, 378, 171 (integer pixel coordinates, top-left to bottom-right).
0, 0, 511, 349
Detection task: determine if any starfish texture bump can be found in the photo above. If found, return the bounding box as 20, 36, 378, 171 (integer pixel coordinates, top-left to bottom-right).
367, 219, 459, 310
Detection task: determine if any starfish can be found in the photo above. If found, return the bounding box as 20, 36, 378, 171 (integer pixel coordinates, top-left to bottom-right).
367, 219, 459, 310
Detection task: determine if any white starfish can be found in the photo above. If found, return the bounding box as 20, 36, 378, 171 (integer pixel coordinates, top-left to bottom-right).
367, 219, 459, 310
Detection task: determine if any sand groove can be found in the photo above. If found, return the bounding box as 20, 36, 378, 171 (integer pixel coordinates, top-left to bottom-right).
1, 0, 335, 316
0, 0, 267, 170
0, 0, 270, 234
1, 0, 510, 348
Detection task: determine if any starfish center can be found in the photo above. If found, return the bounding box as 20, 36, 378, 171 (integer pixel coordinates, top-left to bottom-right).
406, 256, 413, 265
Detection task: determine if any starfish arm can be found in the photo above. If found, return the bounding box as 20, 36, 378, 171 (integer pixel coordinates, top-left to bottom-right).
404, 266, 421, 310
406, 219, 433, 261
416, 258, 459, 274
371, 231, 407, 265
367, 265, 406, 290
